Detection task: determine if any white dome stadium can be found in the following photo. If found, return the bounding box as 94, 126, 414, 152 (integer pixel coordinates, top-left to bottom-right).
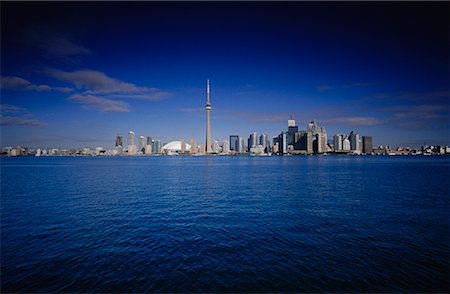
161, 141, 191, 153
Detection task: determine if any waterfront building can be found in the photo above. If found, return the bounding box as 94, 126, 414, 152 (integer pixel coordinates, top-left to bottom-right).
144, 144, 152, 155
333, 134, 344, 152
181, 139, 187, 153
190, 139, 197, 154
199, 144, 206, 154
278, 132, 288, 155
152, 139, 161, 154
349, 131, 360, 152
205, 80, 212, 153
343, 136, 351, 151
139, 136, 145, 153
161, 141, 191, 155
314, 132, 327, 154
229, 135, 239, 152
362, 136, 373, 154
212, 139, 220, 154
238, 137, 246, 154
259, 133, 269, 153
248, 132, 257, 151
147, 136, 152, 145
307, 120, 318, 134
287, 119, 298, 145
115, 135, 123, 147
293, 131, 313, 154
128, 131, 137, 155
222, 140, 230, 154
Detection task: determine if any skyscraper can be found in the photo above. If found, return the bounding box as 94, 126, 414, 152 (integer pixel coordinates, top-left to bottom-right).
287, 118, 298, 145
333, 134, 344, 152
115, 135, 123, 147
229, 135, 239, 152
349, 131, 360, 151
222, 140, 230, 154
278, 132, 288, 155
212, 139, 220, 154
248, 132, 257, 151
190, 139, 197, 154
128, 131, 135, 146
139, 136, 145, 153
259, 133, 268, 153
362, 136, 373, 154
205, 79, 212, 153
128, 131, 137, 155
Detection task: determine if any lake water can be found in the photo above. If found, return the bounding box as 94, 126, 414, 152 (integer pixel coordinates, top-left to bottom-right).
1, 156, 449, 292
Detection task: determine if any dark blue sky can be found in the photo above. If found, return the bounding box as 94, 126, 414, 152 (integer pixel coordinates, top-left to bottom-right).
1, 1, 449, 148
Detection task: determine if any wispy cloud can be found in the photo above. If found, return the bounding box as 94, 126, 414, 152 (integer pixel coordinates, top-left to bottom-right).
0, 104, 26, 114
322, 116, 385, 126
385, 104, 449, 120
0, 76, 73, 93
363, 90, 450, 102
69, 94, 131, 113
45, 69, 169, 100
0, 115, 44, 126
317, 82, 376, 92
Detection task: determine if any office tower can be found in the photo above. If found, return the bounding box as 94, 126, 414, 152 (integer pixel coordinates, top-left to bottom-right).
278, 132, 288, 155
115, 135, 123, 147
333, 134, 344, 152
205, 79, 212, 153
308, 120, 318, 134
238, 137, 245, 154
248, 132, 257, 151
259, 133, 268, 153
128, 131, 137, 155
343, 136, 351, 151
190, 139, 197, 154
288, 118, 296, 127
152, 139, 161, 154
222, 140, 230, 154
349, 131, 360, 151
229, 135, 239, 152
139, 136, 145, 153
294, 131, 313, 154
128, 131, 135, 146
213, 139, 220, 154
147, 136, 152, 145
287, 119, 298, 145
144, 144, 152, 155
314, 133, 327, 153
362, 136, 373, 154
181, 139, 186, 153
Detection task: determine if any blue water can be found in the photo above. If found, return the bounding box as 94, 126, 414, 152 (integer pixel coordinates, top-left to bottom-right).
1, 156, 449, 292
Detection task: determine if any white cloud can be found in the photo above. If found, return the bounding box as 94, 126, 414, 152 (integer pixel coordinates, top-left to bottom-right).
0, 104, 26, 113
69, 94, 131, 113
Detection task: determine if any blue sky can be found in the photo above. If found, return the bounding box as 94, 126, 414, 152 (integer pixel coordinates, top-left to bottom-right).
1, 2, 449, 148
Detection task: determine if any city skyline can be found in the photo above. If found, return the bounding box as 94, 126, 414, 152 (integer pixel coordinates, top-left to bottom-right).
1, 2, 449, 148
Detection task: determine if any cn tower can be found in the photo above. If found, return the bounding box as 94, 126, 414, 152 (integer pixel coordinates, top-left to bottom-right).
205, 79, 212, 153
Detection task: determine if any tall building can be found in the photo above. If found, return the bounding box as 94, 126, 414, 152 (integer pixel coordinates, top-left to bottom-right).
144, 144, 152, 155
362, 136, 373, 154
212, 139, 220, 154
248, 132, 257, 151
259, 133, 268, 153
333, 134, 344, 152
181, 139, 186, 153
152, 139, 161, 154
128, 131, 137, 155
238, 137, 245, 154
222, 140, 230, 154
308, 120, 318, 134
115, 135, 123, 147
205, 79, 212, 153
190, 139, 197, 154
287, 119, 298, 145
139, 136, 145, 153
230, 135, 239, 152
278, 132, 288, 155
147, 136, 152, 145
128, 131, 135, 146
294, 131, 313, 154
343, 136, 351, 151
349, 131, 360, 151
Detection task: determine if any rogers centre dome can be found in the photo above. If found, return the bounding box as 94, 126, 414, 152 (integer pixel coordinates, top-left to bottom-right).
161, 141, 191, 153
